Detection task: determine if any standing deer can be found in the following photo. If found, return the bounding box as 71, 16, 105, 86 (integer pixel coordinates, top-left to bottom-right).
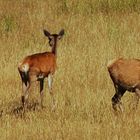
107, 58, 140, 112
18, 29, 64, 109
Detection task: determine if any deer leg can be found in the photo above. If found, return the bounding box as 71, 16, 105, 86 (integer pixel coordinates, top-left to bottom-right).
40, 79, 44, 108
48, 74, 56, 111
19, 70, 30, 107
112, 85, 126, 112
22, 80, 30, 107
134, 88, 140, 109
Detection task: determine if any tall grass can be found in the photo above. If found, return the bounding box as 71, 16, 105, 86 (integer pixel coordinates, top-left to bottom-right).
0, 0, 140, 140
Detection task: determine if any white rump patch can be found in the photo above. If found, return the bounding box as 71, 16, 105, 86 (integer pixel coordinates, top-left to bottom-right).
20, 63, 29, 72
22, 63, 29, 72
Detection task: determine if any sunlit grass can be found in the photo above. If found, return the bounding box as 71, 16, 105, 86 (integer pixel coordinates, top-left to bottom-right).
0, 0, 140, 140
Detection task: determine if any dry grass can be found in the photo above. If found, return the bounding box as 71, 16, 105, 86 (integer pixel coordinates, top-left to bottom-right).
0, 0, 140, 139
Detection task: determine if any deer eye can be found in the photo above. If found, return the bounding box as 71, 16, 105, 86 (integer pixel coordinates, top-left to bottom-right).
49, 36, 54, 40
49, 40, 54, 47
49, 38, 52, 41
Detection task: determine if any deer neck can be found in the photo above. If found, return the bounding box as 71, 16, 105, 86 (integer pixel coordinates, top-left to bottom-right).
52, 41, 57, 56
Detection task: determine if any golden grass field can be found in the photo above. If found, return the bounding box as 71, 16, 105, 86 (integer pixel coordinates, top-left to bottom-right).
0, 0, 140, 139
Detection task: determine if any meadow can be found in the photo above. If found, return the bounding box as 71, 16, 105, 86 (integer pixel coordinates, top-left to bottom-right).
0, 0, 140, 139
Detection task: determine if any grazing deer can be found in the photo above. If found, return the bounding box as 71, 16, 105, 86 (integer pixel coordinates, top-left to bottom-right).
107, 58, 140, 112
18, 29, 64, 109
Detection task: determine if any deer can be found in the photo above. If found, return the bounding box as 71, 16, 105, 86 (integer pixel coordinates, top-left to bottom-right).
107, 58, 140, 112
18, 29, 64, 110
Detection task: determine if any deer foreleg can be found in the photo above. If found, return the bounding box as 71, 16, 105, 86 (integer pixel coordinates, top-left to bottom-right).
48, 74, 56, 111
40, 79, 44, 108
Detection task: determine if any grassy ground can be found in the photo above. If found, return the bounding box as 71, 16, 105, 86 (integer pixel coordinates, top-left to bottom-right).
0, 0, 140, 139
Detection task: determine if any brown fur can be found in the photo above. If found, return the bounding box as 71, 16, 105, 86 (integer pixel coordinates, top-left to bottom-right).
19, 52, 56, 81
18, 29, 64, 108
108, 58, 140, 111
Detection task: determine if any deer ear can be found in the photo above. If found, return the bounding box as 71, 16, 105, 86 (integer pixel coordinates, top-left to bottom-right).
58, 29, 64, 39
43, 29, 51, 37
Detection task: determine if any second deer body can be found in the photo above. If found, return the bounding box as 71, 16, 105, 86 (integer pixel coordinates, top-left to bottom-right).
107, 58, 140, 112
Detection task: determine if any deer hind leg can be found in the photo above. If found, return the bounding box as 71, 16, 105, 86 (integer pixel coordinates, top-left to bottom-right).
40, 78, 44, 108
22, 81, 30, 106
134, 88, 140, 109
112, 85, 126, 112
48, 74, 56, 111
19, 70, 30, 107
